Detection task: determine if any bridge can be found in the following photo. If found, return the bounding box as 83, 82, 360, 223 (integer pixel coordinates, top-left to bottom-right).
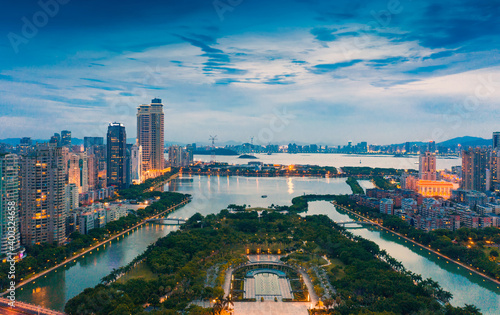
146, 218, 187, 225
335, 221, 378, 227
0, 297, 65, 315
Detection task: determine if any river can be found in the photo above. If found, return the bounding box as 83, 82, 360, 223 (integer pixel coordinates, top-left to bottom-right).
193, 153, 460, 171
17, 175, 499, 314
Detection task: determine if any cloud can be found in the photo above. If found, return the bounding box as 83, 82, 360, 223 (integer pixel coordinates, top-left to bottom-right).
1, 0, 499, 143
311, 59, 364, 73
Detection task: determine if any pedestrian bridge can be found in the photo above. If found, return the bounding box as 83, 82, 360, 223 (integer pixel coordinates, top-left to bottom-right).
335, 220, 378, 227
147, 218, 187, 225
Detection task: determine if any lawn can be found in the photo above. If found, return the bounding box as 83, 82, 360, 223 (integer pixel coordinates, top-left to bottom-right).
116, 261, 158, 284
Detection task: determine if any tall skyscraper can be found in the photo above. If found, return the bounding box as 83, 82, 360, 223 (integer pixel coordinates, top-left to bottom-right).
462, 148, 488, 192
137, 98, 165, 174
61, 130, 72, 147
87, 144, 106, 188
68, 152, 89, 193
106, 123, 127, 188
168, 145, 193, 167
493, 132, 500, 150
84, 137, 104, 151
19, 145, 66, 245
131, 141, 143, 184
0, 154, 21, 255
419, 151, 437, 180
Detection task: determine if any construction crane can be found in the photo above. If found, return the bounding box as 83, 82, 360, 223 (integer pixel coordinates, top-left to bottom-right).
209, 135, 217, 163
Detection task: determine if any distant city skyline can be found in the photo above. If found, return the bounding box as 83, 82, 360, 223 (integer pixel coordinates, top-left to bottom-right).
1, 0, 500, 144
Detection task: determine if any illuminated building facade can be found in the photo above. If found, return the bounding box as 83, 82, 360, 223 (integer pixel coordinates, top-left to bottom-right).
137, 98, 165, 175
419, 151, 436, 180
0, 154, 21, 255
416, 180, 455, 199
462, 147, 488, 192
19, 145, 66, 245
106, 123, 127, 188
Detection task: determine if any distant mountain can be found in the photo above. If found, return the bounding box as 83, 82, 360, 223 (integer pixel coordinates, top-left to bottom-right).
438, 136, 491, 148
0, 138, 23, 146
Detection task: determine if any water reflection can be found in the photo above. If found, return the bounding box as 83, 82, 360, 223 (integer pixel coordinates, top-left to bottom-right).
17, 176, 498, 314
304, 201, 500, 314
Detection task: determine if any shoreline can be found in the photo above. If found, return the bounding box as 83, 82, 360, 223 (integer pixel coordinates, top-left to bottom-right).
0, 198, 190, 296
331, 201, 500, 287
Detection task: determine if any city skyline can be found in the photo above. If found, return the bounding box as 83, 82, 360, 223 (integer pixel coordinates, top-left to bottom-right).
1, 0, 500, 144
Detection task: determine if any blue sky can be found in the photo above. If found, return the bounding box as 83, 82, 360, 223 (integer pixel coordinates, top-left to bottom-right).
1, 0, 500, 145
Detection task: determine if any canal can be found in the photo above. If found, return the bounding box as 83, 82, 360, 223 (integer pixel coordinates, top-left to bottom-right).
17, 175, 500, 313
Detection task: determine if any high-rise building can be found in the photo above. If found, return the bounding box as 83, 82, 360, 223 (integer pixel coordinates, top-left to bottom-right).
137, 98, 165, 174
84, 137, 104, 151
168, 145, 193, 167
419, 151, 436, 180
86, 153, 98, 191
405, 142, 410, 154
61, 130, 71, 147
68, 152, 89, 193
490, 151, 500, 191
0, 154, 21, 255
87, 144, 107, 188
493, 132, 500, 150
18, 137, 32, 156
49, 133, 61, 147
106, 123, 127, 188
131, 141, 143, 184
427, 141, 436, 153
125, 144, 133, 188
462, 148, 488, 192
19, 145, 66, 245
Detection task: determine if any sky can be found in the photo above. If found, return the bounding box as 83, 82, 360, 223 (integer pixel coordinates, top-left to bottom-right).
1, 0, 500, 146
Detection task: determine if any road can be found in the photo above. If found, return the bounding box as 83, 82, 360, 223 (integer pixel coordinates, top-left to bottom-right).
332, 201, 500, 286
0, 198, 190, 297
0, 298, 64, 315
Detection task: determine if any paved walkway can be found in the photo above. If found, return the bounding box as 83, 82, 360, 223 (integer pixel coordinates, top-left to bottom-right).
332, 201, 500, 286
223, 266, 234, 297
297, 268, 319, 305
1, 198, 190, 296
233, 301, 310, 315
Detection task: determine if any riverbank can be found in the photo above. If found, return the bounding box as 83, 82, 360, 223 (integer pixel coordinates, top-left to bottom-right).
0, 198, 190, 296
331, 201, 500, 287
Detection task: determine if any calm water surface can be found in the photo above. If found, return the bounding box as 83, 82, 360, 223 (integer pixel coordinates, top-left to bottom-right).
193, 153, 460, 171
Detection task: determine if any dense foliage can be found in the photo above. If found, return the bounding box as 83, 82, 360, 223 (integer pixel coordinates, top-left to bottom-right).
342, 167, 401, 176
117, 168, 180, 201
333, 195, 500, 281
372, 176, 398, 190
346, 177, 364, 194
0, 186, 188, 293
65, 207, 472, 315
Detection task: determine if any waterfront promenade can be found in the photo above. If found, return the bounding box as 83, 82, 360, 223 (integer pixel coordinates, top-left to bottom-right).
0, 198, 190, 297
332, 201, 500, 287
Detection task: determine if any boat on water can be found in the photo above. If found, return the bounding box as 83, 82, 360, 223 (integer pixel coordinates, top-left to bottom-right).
261, 195, 268, 198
